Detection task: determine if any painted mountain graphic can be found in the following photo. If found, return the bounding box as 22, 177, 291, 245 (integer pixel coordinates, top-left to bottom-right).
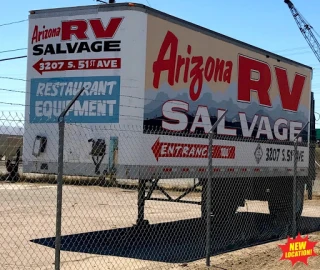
143, 82, 309, 141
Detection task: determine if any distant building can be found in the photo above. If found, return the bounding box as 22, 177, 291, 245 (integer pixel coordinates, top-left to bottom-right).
0, 126, 23, 160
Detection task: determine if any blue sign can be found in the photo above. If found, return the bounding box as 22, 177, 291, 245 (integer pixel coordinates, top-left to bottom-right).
29, 76, 120, 123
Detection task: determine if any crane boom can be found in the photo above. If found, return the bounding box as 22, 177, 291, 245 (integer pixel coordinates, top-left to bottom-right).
284, 0, 320, 63
285, 1, 317, 202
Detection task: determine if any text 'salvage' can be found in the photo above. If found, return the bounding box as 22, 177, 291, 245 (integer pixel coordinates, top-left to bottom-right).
151, 31, 308, 141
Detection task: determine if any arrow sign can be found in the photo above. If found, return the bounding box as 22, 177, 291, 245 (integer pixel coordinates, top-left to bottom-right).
151, 138, 236, 161
33, 57, 121, 75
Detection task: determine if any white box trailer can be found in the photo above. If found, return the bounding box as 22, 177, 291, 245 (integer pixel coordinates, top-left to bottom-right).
23, 2, 316, 220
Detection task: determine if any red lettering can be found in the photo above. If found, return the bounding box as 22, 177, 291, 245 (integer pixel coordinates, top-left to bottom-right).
61, 18, 123, 41
184, 45, 191, 83
31, 25, 39, 44
214, 58, 224, 82
61, 20, 88, 41
32, 17, 123, 44
89, 18, 123, 39
153, 31, 177, 88
223, 61, 233, 82
190, 56, 203, 101
204, 57, 215, 81
275, 67, 305, 112
152, 31, 233, 102
238, 55, 272, 107
213, 145, 236, 159
31, 25, 61, 44
175, 56, 185, 83
152, 139, 236, 160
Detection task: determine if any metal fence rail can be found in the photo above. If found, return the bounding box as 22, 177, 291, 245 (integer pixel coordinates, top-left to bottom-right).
0, 111, 319, 269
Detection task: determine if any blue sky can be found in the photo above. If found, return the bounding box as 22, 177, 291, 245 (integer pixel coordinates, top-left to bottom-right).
1, 0, 320, 126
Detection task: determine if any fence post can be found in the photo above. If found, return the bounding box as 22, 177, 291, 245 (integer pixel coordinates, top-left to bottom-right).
292, 121, 309, 239
55, 87, 85, 270
206, 110, 227, 267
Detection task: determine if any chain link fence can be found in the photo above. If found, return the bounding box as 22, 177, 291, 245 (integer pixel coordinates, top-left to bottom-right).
0, 111, 320, 269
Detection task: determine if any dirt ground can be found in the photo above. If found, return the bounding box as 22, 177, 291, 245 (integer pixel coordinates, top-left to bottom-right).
190, 233, 320, 270
1, 181, 320, 270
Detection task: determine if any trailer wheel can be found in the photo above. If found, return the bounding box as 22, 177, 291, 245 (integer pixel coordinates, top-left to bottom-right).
268, 182, 305, 219
296, 184, 304, 217
200, 178, 240, 219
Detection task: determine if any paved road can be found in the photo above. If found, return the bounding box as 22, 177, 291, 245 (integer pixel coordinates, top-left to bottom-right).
1, 182, 320, 269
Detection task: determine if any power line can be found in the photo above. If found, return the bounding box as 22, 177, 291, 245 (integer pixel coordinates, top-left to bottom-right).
0, 99, 310, 131
0, 83, 318, 125
0, 48, 27, 54
2, 82, 320, 97
0, 43, 316, 64
0, 76, 26, 82
270, 46, 320, 58
273, 46, 309, 53
0, 19, 27, 27
0, 85, 191, 114
0, 88, 26, 94
0, 81, 173, 111
145, 0, 151, 7
0, 80, 315, 125
282, 50, 313, 57
0, 56, 27, 62
0, 50, 314, 65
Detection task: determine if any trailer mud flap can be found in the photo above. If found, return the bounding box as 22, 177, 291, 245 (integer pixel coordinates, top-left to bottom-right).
88, 139, 106, 175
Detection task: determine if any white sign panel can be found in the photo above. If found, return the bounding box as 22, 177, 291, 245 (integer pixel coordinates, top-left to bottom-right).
23, 9, 147, 176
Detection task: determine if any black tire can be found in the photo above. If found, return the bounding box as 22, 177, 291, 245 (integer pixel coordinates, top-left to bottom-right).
296, 183, 305, 217
268, 182, 305, 218
200, 178, 240, 219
